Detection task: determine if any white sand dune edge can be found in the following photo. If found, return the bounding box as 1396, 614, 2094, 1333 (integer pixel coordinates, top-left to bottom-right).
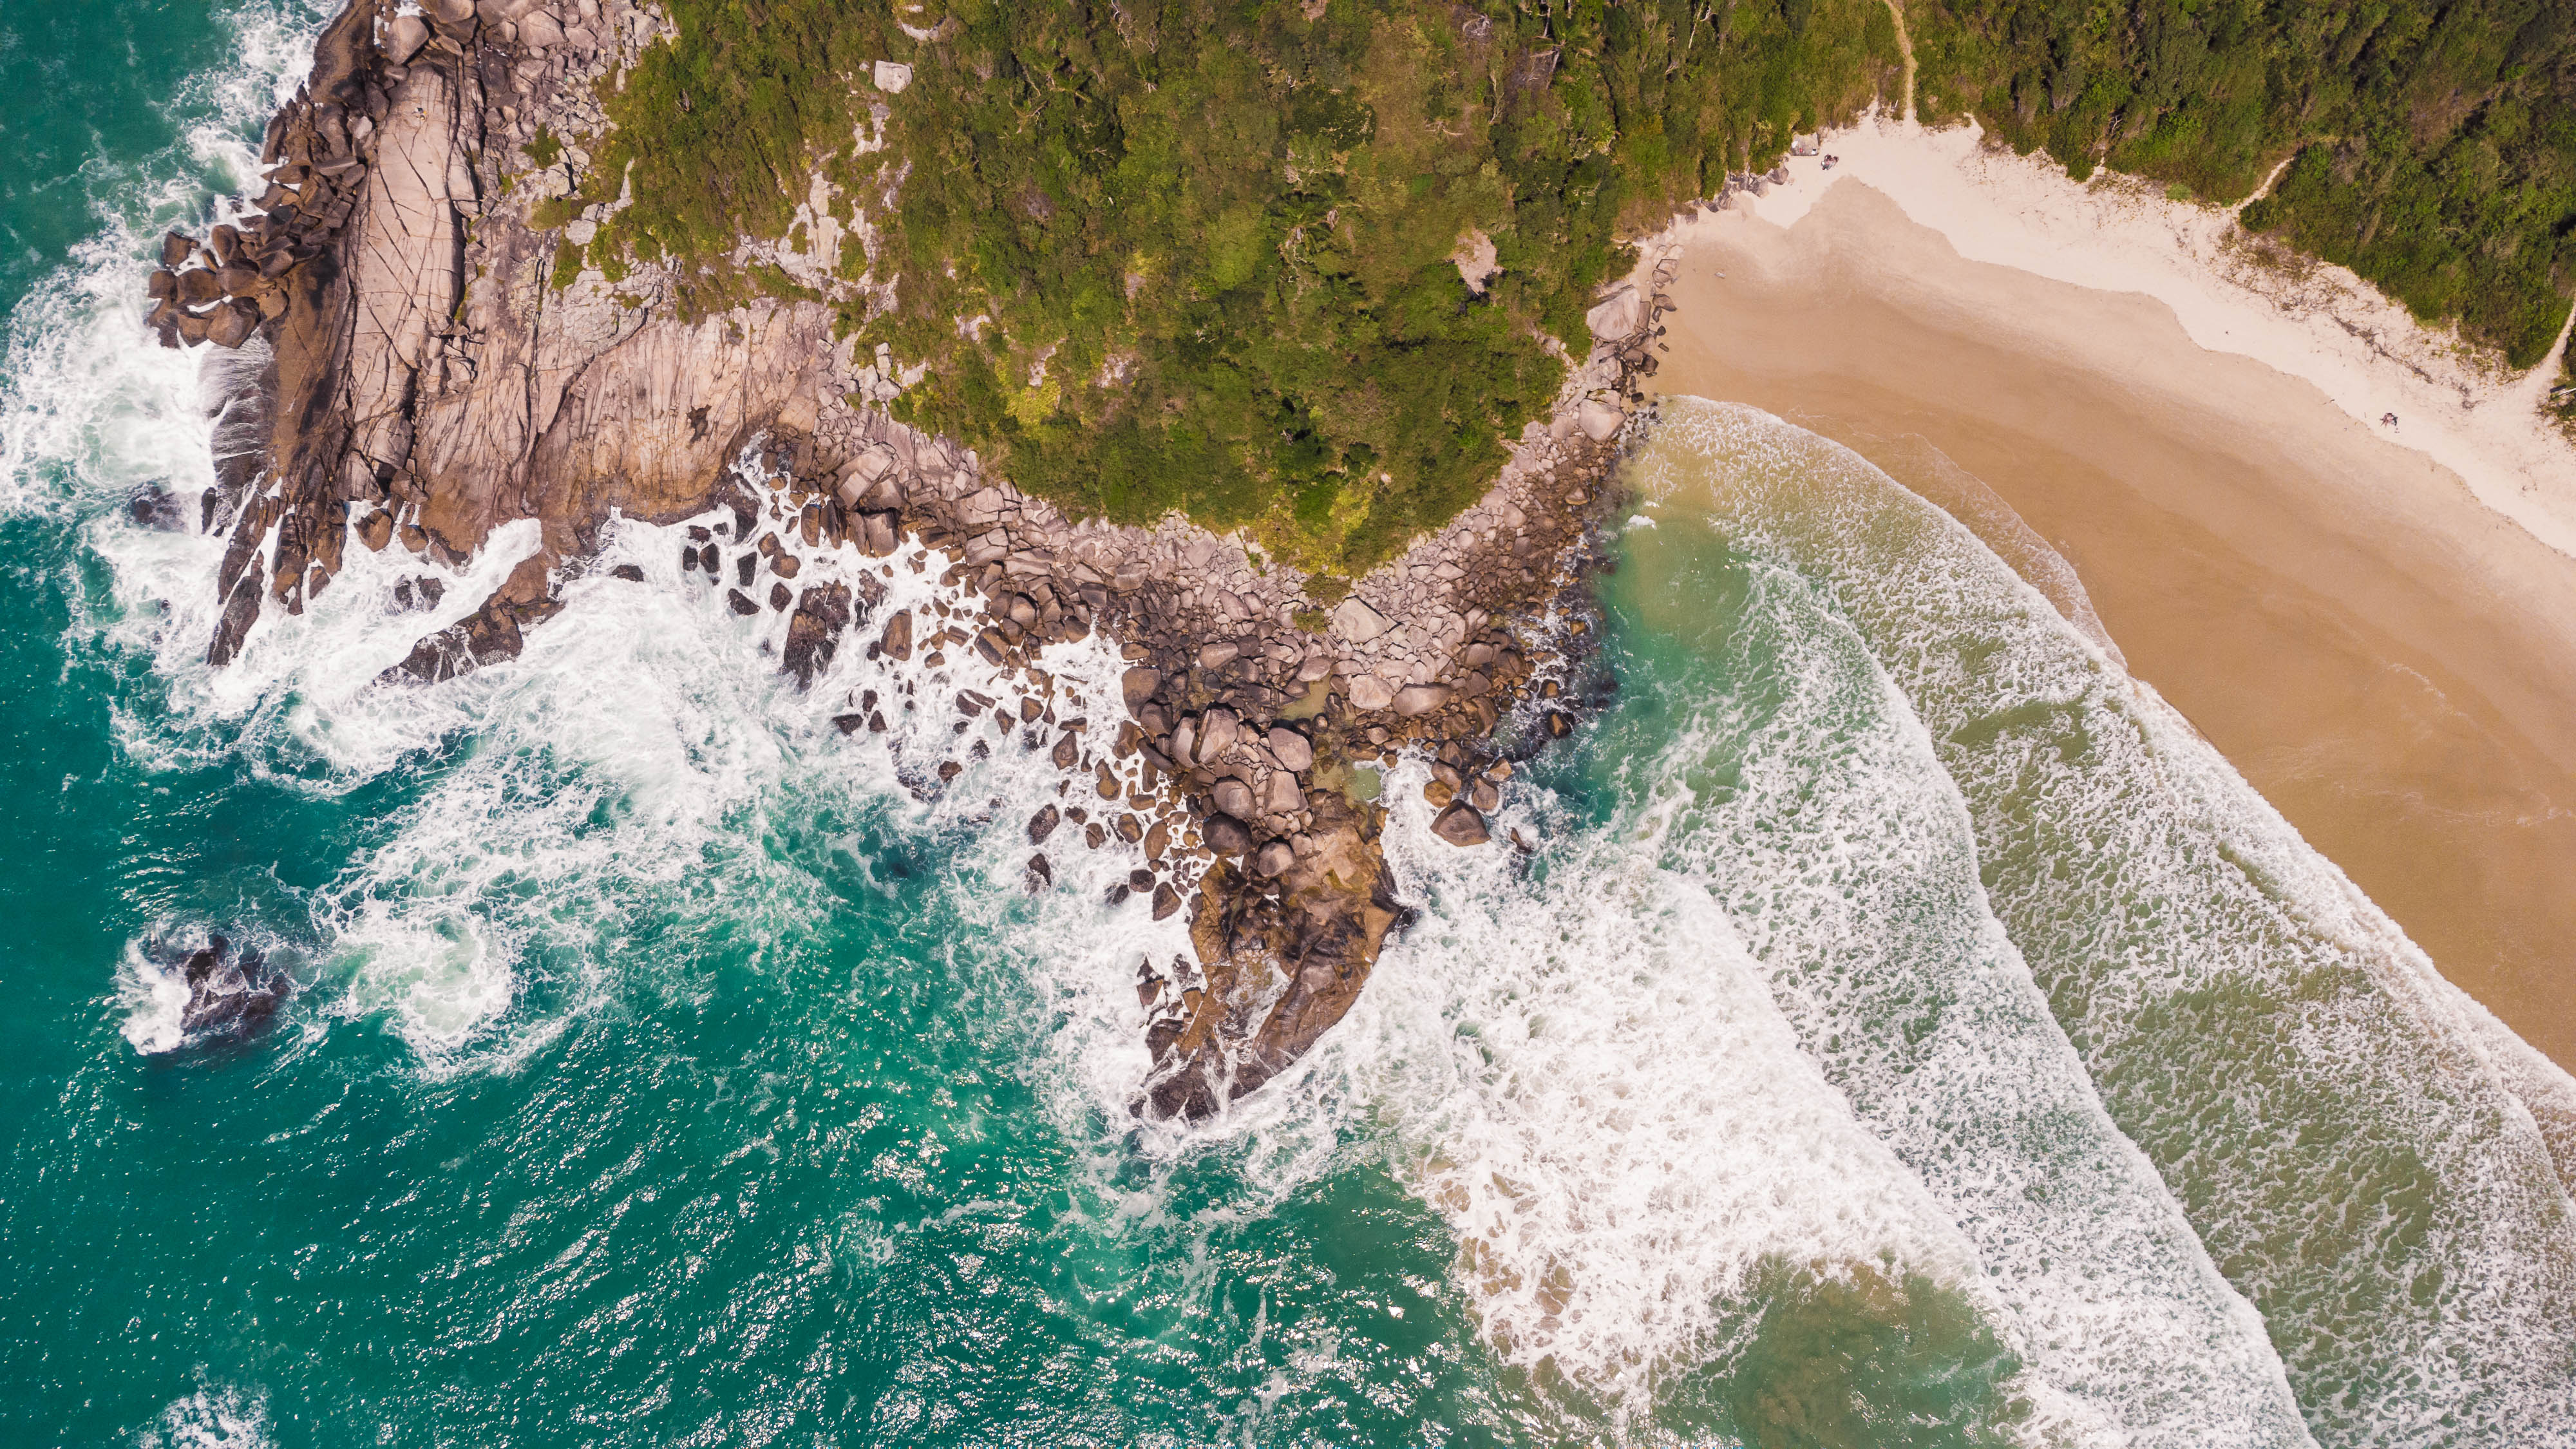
1656, 112, 2576, 561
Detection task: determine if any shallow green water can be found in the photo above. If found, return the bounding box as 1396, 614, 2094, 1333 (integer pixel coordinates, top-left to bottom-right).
3, 6, 2571, 1446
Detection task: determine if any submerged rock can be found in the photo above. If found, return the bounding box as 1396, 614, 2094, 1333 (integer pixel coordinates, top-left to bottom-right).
146, 933, 294, 1050
390, 576, 444, 612
126, 484, 190, 532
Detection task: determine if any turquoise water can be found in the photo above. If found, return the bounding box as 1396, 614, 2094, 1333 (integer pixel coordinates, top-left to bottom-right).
4, 5, 2573, 1445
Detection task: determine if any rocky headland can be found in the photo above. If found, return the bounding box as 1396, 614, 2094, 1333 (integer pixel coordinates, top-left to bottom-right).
155, 0, 1690, 1118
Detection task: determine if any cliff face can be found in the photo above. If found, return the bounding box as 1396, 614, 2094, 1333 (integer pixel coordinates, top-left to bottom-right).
159, 0, 1678, 1118
175, 0, 851, 673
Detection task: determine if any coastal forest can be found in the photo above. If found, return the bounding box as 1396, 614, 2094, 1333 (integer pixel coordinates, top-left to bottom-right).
557, 0, 2575, 575
575, 0, 1902, 576
1914, 0, 2576, 372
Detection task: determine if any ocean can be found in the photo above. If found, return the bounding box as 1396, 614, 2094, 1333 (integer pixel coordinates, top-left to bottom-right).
2, 4, 2570, 1446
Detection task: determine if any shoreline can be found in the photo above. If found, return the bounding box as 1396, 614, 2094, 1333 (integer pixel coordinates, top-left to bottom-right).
140, 3, 2570, 1099
1640, 176, 2576, 1072
1706, 113, 2576, 564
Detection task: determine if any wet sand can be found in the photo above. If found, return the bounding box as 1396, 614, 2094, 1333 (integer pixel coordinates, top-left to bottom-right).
1648, 182, 2576, 1071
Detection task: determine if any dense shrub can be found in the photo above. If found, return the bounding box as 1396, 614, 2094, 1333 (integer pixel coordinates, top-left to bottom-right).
1911, 0, 2576, 368
568, 0, 1901, 576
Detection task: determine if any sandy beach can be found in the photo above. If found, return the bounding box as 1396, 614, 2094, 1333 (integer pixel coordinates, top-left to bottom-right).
1641, 162, 2576, 1073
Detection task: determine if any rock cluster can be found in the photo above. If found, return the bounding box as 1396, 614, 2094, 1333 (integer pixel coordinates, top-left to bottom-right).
153, 933, 294, 1046
162, 0, 1681, 1119
750, 338, 1663, 1117
140, 0, 472, 355
1691, 165, 1797, 209
146, 227, 285, 351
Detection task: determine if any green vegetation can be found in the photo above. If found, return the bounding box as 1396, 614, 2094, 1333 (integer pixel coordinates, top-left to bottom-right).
548, 0, 2573, 566
565, 0, 1900, 576
1909, 0, 2576, 369
526, 124, 564, 170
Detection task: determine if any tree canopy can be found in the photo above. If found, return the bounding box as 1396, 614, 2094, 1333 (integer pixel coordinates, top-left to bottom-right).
549, 0, 2573, 570
1913, 0, 2576, 370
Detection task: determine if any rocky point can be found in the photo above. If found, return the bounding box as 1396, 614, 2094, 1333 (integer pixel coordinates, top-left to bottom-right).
156, 0, 1688, 1118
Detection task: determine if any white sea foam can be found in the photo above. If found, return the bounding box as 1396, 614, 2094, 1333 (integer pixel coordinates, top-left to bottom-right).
1643, 397, 2576, 1448
117, 945, 202, 1057
113, 924, 304, 1056
71, 434, 1194, 1076
138, 1374, 270, 1449
0, 11, 1206, 1083
0, 1, 327, 524
0, 243, 217, 524
1325, 770, 2021, 1430
1608, 471, 2313, 1445
1863, 433, 2127, 671
283, 509, 1171, 1071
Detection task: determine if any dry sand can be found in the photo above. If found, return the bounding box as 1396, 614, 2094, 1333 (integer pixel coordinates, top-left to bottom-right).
1644, 179, 2576, 1072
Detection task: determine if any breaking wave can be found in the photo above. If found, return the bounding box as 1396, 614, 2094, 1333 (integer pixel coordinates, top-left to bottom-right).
1607, 398, 2576, 1446
7, 2, 2571, 1435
